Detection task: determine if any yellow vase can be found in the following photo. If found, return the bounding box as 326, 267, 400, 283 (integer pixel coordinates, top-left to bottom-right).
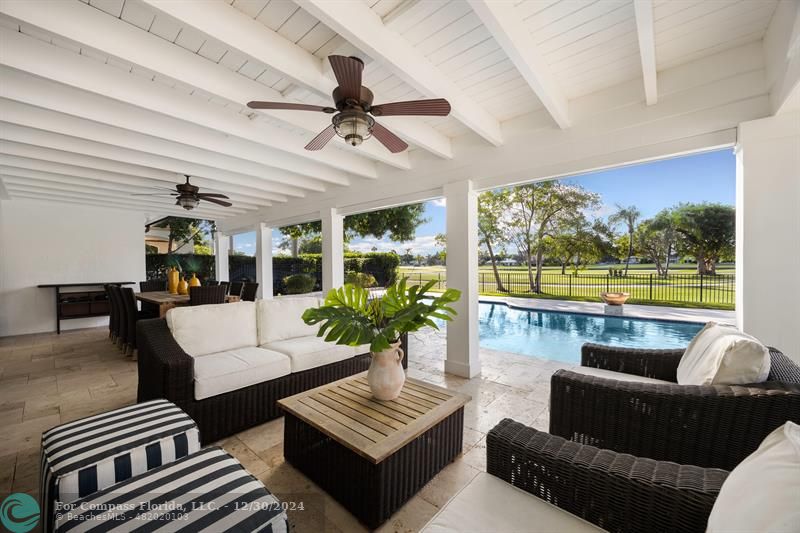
177, 277, 189, 295
167, 267, 179, 294
189, 273, 201, 288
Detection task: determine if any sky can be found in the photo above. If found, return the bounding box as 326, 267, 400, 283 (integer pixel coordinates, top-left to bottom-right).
232, 148, 736, 257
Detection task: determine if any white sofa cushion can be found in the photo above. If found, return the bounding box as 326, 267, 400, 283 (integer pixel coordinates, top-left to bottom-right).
421, 472, 603, 533
707, 421, 800, 533
166, 301, 258, 357
192, 346, 291, 400
572, 366, 673, 385
677, 322, 770, 385
256, 296, 323, 345
262, 335, 368, 373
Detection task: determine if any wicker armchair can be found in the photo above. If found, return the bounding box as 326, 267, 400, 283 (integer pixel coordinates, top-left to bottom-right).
549, 343, 800, 470
139, 279, 166, 292
189, 285, 227, 306
241, 282, 258, 301
228, 281, 244, 297
488, 418, 727, 532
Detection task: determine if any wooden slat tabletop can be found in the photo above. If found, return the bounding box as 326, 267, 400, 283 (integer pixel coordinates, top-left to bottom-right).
279, 371, 471, 464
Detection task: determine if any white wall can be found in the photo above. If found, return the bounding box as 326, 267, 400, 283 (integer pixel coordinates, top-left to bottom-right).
736, 112, 800, 361
0, 198, 146, 336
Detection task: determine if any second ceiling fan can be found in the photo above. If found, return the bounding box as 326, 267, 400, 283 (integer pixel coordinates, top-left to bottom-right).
247, 55, 451, 153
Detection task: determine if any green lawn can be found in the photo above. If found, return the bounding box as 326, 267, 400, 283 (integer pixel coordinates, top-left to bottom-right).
397, 264, 735, 310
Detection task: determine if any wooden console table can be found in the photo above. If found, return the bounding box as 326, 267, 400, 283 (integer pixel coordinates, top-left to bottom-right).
38, 282, 134, 334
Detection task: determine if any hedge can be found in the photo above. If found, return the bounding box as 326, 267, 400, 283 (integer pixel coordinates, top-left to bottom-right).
147, 252, 399, 293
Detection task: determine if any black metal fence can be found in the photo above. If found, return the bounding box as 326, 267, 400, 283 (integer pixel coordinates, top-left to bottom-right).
404, 271, 735, 307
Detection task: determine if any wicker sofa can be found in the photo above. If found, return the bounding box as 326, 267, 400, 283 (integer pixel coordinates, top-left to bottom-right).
422, 418, 727, 532
549, 343, 800, 470
137, 296, 408, 443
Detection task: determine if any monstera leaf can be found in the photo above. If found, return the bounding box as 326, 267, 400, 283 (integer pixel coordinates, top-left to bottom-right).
301, 278, 461, 352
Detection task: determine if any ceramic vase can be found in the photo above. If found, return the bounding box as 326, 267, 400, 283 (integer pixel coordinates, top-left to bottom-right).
177, 277, 189, 295
189, 273, 201, 288
167, 267, 179, 294
367, 341, 405, 401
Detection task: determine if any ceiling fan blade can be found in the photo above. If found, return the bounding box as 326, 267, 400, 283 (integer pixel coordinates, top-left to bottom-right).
304, 124, 336, 151
202, 197, 232, 207
131, 192, 178, 196
371, 122, 408, 153
197, 193, 230, 199
247, 101, 334, 113
370, 98, 451, 117
328, 55, 363, 100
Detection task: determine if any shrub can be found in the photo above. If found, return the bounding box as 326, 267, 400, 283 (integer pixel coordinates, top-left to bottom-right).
283, 274, 316, 294
345, 271, 377, 288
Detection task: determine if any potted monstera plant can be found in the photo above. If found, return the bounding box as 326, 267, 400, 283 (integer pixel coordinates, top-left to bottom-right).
302, 278, 460, 400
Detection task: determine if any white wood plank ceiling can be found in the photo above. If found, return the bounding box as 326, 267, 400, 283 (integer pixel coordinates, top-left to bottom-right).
0, 0, 780, 220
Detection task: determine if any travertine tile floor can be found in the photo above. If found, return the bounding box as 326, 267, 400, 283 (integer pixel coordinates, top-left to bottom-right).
0, 326, 573, 532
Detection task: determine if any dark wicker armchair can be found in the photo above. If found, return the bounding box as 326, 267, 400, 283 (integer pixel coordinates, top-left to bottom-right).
228, 281, 244, 297
189, 285, 227, 306
488, 419, 727, 532
241, 282, 258, 301
549, 343, 800, 470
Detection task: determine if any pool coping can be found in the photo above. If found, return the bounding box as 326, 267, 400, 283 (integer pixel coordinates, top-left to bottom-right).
477, 295, 736, 325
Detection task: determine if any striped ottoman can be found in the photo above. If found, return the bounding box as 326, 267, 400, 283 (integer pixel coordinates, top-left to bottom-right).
54, 447, 289, 532
41, 400, 200, 532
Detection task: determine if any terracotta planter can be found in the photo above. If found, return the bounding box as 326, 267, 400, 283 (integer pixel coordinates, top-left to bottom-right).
367, 341, 406, 401
601, 292, 630, 305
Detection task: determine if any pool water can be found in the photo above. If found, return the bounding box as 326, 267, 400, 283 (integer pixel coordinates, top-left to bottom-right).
475, 303, 703, 364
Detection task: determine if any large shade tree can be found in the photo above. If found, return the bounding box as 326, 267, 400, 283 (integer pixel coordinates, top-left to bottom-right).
505, 182, 600, 292
279, 204, 427, 257
674, 203, 735, 274
478, 189, 510, 291
609, 204, 641, 276
150, 217, 215, 255
634, 209, 678, 276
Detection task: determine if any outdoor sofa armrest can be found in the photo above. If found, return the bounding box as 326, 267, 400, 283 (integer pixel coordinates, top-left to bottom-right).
581, 343, 684, 381
549, 369, 800, 470
487, 418, 726, 533
136, 318, 194, 407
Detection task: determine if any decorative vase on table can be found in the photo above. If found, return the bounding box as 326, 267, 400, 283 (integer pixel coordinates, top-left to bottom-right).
301, 278, 461, 401
167, 267, 180, 294
367, 342, 406, 401
188, 273, 201, 288
177, 277, 189, 295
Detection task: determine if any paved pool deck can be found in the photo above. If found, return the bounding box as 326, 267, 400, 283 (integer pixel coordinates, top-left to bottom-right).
477, 295, 736, 324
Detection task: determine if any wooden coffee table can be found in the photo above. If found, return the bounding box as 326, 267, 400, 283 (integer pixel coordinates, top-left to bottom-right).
278, 372, 471, 529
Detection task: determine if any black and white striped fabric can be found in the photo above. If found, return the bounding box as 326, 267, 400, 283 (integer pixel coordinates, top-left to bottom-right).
54, 447, 288, 533
41, 400, 200, 532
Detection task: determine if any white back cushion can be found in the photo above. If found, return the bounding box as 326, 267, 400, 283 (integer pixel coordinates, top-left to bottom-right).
166, 301, 258, 357
707, 422, 800, 533
677, 322, 770, 385
257, 296, 323, 345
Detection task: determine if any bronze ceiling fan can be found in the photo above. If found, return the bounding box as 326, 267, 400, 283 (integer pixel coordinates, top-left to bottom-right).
247, 55, 451, 153
133, 176, 231, 211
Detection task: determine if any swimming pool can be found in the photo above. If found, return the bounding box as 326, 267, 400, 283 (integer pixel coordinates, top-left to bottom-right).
475, 302, 703, 364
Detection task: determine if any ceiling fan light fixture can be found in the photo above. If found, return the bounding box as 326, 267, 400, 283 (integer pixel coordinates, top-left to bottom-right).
177, 196, 199, 210
332, 111, 374, 147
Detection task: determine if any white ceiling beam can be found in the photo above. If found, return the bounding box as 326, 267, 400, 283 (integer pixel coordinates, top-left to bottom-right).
0, 123, 298, 203
0, 0, 407, 171
4, 181, 233, 219
467, 0, 571, 128
296, 0, 503, 146
0, 30, 373, 184
142, 0, 453, 159
633, 0, 658, 106
0, 67, 343, 191
0, 157, 269, 209
0, 141, 282, 203
0, 101, 313, 198
8, 190, 225, 221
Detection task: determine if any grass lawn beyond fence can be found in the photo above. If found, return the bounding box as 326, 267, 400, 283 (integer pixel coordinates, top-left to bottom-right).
398, 265, 735, 310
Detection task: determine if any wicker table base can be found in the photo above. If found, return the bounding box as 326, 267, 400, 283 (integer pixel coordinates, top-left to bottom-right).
284, 409, 464, 529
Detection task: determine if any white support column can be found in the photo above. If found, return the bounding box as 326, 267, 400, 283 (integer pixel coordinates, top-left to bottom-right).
321, 207, 344, 293
444, 180, 481, 378
255, 222, 273, 299
213, 231, 229, 282
736, 112, 800, 361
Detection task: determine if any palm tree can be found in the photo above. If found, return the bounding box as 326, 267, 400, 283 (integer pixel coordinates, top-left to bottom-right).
610, 204, 641, 276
